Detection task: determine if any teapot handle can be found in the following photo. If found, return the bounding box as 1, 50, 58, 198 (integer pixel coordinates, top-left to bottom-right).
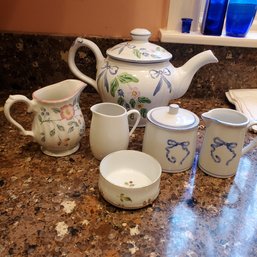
4, 95, 35, 138
242, 121, 257, 155
68, 37, 104, 93
127, 109, 141, 136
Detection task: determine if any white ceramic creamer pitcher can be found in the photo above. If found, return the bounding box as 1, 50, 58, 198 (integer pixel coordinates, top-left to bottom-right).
90, 102, 140, 160
4, 80, 86, 157
199, 108, 257, 178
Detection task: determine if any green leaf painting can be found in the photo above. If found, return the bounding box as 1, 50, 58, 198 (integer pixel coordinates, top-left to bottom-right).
138, 97, 151, 104
68, 121, 79, 127
50, 129, 55, 136
110, 77, 119, 97
68, 127, 74, 133
38, 115, 43, 123
140, 108, 148, 118
120, 193, 132, 202
118, 73, 139, 84
117, 97, 125, 106
57, 124, 65, 131
52, 108, 60, 113
129, 99, 136, 108
133, 49, 141, 59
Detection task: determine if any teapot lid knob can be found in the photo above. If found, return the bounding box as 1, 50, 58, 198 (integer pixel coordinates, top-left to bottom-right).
169, 104, 179, 115
130, 28, 151, 41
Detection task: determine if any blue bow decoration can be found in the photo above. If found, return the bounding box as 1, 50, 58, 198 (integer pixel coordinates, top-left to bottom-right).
165, 139, 190, 165
210, 137, 237, 166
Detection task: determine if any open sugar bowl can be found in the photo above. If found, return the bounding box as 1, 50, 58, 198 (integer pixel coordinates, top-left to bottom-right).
98, 150, 162, 209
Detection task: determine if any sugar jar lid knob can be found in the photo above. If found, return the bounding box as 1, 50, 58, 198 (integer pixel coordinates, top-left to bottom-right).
169, 104, 179, 114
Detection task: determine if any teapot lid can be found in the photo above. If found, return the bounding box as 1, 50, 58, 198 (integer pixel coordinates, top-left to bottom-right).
106, 28, 172, 63
148, 104, 199, 130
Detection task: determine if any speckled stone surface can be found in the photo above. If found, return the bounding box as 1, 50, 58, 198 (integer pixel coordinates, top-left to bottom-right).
1, 33, 257, 256
0, 91, 257, 257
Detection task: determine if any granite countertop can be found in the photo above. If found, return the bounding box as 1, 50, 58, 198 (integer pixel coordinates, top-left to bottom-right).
0, 92, 257, 257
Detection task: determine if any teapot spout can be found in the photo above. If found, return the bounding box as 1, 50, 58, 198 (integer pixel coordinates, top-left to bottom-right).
172, 50, 218, 99
182, 50, 218, 75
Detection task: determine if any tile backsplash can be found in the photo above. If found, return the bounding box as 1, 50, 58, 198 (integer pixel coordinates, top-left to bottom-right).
1, 33, 257, 100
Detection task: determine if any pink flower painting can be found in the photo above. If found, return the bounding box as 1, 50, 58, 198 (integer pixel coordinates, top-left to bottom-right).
60, 104, 75, 120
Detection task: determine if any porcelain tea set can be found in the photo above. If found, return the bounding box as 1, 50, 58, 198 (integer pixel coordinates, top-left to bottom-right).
4, 28, 257, 209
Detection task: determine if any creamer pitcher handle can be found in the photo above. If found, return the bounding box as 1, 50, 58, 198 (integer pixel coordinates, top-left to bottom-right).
4, 95, 35, 138
242, 121, 257, 155
127, 110, 141, 136
68, 37, 104, 92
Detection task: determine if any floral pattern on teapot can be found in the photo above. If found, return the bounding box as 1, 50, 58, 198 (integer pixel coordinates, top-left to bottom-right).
97, 61, 152, 118
109, 42, 166, 60
37, 101, 85, 148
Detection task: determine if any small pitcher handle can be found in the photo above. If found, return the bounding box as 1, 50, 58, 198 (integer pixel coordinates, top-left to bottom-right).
4, 95, 35, 138
127, 110, 141, 136
242, 121, 257, 155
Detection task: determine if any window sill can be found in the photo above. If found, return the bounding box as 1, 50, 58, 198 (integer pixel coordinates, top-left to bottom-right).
159, 29, 257, 48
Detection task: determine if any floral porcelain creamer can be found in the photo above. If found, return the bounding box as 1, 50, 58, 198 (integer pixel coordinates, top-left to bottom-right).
4, 79, 86, 157
68, 28, 218, 126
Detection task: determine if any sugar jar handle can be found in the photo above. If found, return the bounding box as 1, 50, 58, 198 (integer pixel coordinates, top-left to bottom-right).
127, 109, 141, 136
4, 95, 35, 138
242, 121, 257, 155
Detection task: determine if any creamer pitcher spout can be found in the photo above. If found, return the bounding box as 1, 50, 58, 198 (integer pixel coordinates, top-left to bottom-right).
201, 110, 215, 127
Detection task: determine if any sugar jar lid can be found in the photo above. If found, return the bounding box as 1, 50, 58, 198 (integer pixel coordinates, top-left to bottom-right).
106, 28, 172, 63
147, 104, 199, 130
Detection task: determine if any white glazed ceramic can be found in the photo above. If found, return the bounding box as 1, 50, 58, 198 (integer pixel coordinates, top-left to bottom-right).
199, 108, 257, 178
98, 150, 162, 209
90, 102, 140, 160
4, 79, 86, 157
68, 28, 218, 126
142, 104, 199, 173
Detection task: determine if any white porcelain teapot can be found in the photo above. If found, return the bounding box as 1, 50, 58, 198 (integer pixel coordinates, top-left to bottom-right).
68, 28, 218, 126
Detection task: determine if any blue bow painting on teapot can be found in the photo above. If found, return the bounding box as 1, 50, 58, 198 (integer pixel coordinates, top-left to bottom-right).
68, 28, 218, 126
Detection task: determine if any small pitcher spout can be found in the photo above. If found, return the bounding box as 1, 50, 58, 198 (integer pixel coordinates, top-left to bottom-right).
172, 50, 218, 99
33, 79, 87, 102
201, 110, 214, 127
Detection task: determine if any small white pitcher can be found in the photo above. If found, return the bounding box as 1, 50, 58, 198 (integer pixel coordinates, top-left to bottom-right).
90, 103, 140, 160
199, 108, 257, 178
4, 79, 86, 157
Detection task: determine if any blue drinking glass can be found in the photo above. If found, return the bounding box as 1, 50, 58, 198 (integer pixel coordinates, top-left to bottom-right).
202, 0, 229, 36
226, 0, 257, 37
181, 18, 193, 33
